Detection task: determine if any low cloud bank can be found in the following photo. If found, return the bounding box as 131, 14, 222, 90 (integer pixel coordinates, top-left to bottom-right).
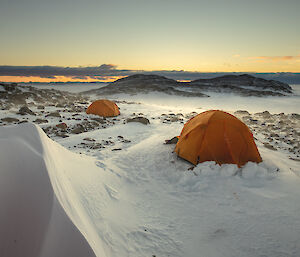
1, 65, 300, 83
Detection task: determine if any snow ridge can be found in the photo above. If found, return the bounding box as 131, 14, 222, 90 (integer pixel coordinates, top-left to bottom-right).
0, 123, 103, 257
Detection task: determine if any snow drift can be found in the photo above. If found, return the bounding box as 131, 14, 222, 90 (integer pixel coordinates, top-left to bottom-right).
1, 121, 300, 257
0, 123, 103, 257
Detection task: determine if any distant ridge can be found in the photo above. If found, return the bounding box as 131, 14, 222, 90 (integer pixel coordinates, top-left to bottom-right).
191, 74, 292, 93
84, 74, 208, 97
83, 74, 293, 97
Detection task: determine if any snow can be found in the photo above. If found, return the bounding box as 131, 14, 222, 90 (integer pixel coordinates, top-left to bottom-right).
1, 122, 300, 257
81, 124, 300, 257
0, 123, 99, 257
89, 86, 300, 114
22, 83, 108, 93
1, 84, 300, 257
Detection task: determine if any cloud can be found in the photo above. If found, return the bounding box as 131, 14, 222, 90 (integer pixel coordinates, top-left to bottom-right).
249, 55, 300, 62
39, 75, 57, 79
1, 65, 300, 83
71, 76, 88, 80
0, 65, 127, 78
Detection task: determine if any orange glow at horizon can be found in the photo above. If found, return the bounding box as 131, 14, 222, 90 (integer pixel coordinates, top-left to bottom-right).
0, 76, 125, 83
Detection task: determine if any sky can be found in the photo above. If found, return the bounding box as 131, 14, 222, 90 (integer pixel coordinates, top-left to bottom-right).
0, 0, 300, 82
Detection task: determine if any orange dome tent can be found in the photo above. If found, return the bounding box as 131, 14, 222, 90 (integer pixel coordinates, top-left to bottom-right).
174, 110, 262, 167
86, 99, 120, 117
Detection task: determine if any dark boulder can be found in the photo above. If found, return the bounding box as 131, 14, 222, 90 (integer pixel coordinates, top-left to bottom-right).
18, 106, 36, 116
127, 117, 150, 125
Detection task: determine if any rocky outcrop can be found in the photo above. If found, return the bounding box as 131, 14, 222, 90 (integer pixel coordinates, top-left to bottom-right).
0, 82, 88, 109
33, 119, 48, 124
18, 106, 36, 116
1, 117, 19, 123
46, 112, 61, 118
164, 136, 179, 144
188, 74, 292, 96
127, 116, 150, 125
83, 74, 293, 97
83, 74, 208, 97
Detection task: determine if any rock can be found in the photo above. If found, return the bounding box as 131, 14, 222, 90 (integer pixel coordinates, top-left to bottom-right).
42, 126, 51, 134
82, 74, 208, 97
18, 120, 29, 124
8, 93, 27, 105
263, 142, 277, 151
90, 143, 102, 149
276, 112, 286, 118
34, 118, 48, 124
164, 137, 179, 144
0, 83, 18, 92
18, 106, 36, 115
90, 117, 106, 124
249, 118, 258, 124
255, 111, 271, 118
102, 140, 114, 146
190, 74, 292, 96
71, 125, 85, 134
83, 137, 95, 142
170, 116, 181, 122
55, 131, 69, 138
27, 102, 36, 107
289, 157, 300, 162
234, 110, 250, 115
56, 122, 68, 130
127, 117, 150, 125
270, 133, 279, 138
37, 105, 45, 109
1, 117, 19, 123
46, 111, 61, 118
185, 112, 198, 119
290, 113, 300, 120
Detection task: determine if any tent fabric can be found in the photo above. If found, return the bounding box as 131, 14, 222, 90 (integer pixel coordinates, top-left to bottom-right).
86, 99, 120, 117
174, 110, 262, 167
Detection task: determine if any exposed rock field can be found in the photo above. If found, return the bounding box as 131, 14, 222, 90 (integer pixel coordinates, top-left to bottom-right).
0, 81, 299, 159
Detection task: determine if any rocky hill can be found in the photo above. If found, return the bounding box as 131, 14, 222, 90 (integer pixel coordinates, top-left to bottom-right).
84, 74, 293, 97
84, 74, 208, 97
188, 74, 292, 96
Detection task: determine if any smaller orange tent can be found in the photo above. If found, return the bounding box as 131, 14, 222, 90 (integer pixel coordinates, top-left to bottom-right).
86, 99, 120, 117
174, 110, 262, 167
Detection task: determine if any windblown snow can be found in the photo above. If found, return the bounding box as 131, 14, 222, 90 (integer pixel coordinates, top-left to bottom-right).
1, 121, 300, 257
0, 83, 300, 257
0, 124, 101, 257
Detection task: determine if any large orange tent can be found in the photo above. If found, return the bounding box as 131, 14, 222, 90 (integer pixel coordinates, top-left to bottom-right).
86, 99, 120, 117
174, 110, 262, 167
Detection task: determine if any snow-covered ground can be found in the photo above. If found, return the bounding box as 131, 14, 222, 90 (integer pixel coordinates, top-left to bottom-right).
22, 82, 108, 93
22, 83, 300, 114
92, 84, 300, 114
1, 83, 300, 257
